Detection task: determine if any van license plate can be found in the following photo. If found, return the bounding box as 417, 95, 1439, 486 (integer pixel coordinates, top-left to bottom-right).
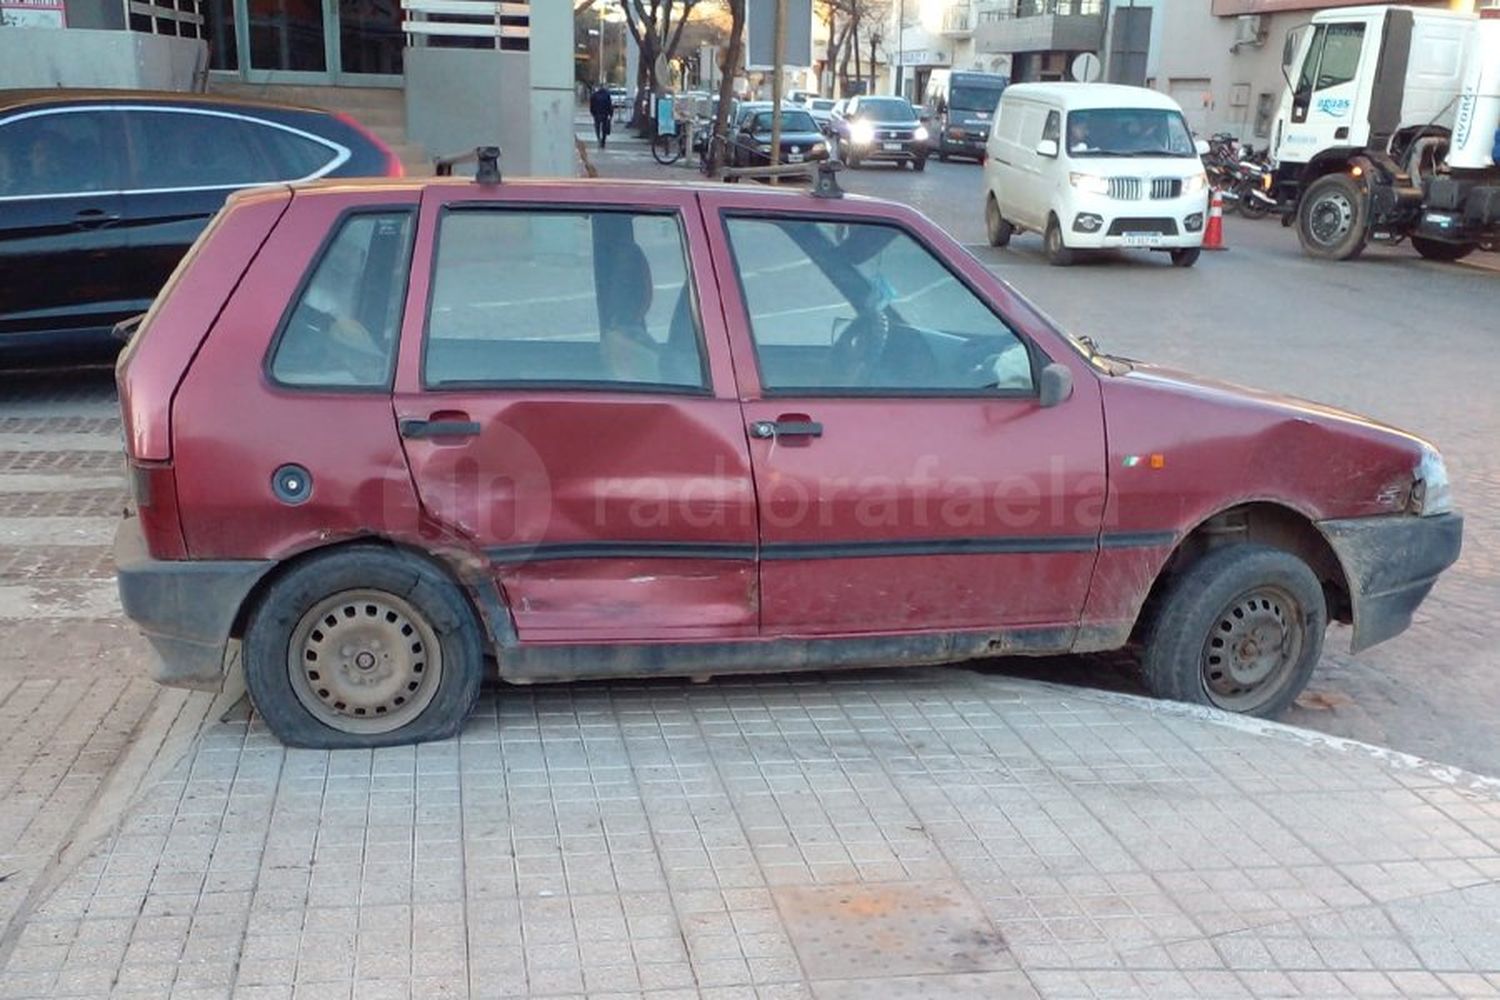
1122, 232, 1163, 247
882, 142, 903, 151
787, 152, 805, 163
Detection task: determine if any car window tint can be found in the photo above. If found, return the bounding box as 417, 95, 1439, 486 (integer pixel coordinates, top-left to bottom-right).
251, 121, 338, 179
726, 217, 1033, 395
0, 110, 123, 197
270, 211, 413, 389
125, 109, 278, 189
424, 210, 707, 391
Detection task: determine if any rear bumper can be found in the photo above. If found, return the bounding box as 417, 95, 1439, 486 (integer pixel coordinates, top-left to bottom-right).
115, 517, 274, 690
939, 135, 987, 158
1318, 512, 1463, 654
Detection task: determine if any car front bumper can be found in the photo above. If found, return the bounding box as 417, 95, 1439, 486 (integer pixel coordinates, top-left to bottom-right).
847, 140, 924, 162
1062, 193, 1209, 250
1318, 512, 1463, 654
115, 516, 274, 690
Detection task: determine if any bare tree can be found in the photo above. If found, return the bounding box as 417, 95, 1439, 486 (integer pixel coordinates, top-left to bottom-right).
619, 0, 707, 126
820, 0, 888, 96
703, 0, 745, 176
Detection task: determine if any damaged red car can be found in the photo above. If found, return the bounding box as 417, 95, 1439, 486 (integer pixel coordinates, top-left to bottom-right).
115, 163, 1462, 748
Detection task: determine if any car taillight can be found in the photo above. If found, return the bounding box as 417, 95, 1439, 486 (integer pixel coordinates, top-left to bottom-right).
129, 459, 188, 559
333, 111, 404, 177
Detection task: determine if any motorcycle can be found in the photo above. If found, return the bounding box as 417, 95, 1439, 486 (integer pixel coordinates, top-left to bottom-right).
1231, 148, 1278, 220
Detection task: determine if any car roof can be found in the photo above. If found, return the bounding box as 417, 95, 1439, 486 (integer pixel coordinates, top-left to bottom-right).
0, 87, 331, 116
1001, 82, 1183, 112
285, 175, 884, 207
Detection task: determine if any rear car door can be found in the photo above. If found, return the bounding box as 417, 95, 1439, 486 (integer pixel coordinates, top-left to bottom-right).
0, 105, 129, 351
393, 185, 760, 642
702, 190, 1107, 638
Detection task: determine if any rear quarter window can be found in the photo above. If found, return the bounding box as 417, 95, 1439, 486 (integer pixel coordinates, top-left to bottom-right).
251, 120, 342, 180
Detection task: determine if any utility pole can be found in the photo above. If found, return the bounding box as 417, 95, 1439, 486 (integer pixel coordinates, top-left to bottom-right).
895, 0, 904, 96
770, 0, 787, 179
598, 3, 607, 82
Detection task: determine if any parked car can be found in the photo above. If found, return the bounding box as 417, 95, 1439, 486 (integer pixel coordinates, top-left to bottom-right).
786, 89, 819, 106
983, 83, 1211, 267
923, 69, 1008, 162
727, 105, 829, 168
826, 95, 929, 170
0, 89, 401, 363
115, 166, 1462, 748
806, 97, 838, 132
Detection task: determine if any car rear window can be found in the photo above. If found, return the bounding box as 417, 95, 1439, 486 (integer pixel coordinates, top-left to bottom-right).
423, 209, 707, 392
269, 210, 414, 389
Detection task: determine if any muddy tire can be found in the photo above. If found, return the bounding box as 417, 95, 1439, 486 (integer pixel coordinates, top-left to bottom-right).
1297, 172, 1369, 260
1044, 215, 1074, 266
243, 545, 485, 748
985, 195, 1013, 248
1141, 544, 1326, 717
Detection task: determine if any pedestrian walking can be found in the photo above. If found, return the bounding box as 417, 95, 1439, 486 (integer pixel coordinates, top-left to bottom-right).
590, 84, 613, 150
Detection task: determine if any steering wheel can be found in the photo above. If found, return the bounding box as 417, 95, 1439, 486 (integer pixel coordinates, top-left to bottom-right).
829, 308, 890, 387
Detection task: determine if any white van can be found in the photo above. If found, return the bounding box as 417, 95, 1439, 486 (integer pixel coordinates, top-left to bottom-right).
982, 83, 1211, 267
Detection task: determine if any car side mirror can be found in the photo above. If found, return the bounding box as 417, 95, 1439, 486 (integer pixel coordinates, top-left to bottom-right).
1038, 363, 1073, 408
1195, 138, 1211, 156
1035, 138, 1059, 158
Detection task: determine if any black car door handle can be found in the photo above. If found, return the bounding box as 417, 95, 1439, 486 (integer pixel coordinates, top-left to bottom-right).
399, 418, 481, 439
73, 208, 121, 229
750, 420, 823, 439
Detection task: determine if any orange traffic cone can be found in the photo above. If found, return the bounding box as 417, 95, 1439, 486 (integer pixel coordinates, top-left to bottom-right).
1202, 191, 1227, 251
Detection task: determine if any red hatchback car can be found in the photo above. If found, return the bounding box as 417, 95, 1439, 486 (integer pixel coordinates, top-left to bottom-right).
115, 167, 1462, 748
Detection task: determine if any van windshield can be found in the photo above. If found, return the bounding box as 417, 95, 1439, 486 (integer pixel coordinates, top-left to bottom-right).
1065, 108, 1196, 157
950, 86, 1004, 114
855, 98, 917, 122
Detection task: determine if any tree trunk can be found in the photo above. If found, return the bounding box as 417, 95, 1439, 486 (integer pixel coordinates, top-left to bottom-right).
706, 0, 746, 176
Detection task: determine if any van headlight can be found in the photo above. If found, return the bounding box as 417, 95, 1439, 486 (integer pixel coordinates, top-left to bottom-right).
1182, 172, 1208, 195
850, 121, 875, 145
913, 125, 929, 142
1068, 172, 1111, 196
1410, 445, 1453, 516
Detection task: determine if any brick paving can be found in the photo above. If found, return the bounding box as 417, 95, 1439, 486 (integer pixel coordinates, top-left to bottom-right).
3, 673, 1500, 998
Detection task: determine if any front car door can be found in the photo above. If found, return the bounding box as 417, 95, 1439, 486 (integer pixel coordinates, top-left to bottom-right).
1288, 18, 1375, 149
702, 190, 1108, 641
393, 185, 759, 643
0, 105, 129, 353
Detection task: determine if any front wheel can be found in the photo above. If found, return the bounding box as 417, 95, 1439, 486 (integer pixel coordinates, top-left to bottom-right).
1170, 248, 1200, 268
911, 156, 927, 172
1298, 172, 1369, 260
1410, 235, 1477, 262
243, 546, 485, 748
651, 132, 682, 165
1141, 544, 1326, 717
1235, 180, 1270, 220
1044, 215, 1074, 267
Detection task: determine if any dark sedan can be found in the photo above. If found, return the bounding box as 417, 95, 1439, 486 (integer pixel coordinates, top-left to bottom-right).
728, 107, 830, 169
0, 89, 401, 364
827, 95, 930, 171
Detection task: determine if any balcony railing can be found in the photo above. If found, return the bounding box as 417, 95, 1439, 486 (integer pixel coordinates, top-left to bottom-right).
977, 0, 1103, 21
974, 0, 1104, 53
401, 0, 530, 50
942, 3, 973, 34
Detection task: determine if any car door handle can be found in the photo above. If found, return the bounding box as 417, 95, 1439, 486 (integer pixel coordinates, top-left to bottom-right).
399, 418, 481, 439
749, 419, 823, 439
72, 208, 121, 229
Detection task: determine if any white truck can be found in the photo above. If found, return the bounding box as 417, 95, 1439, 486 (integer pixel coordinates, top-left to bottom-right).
1271, 4, 1500, 262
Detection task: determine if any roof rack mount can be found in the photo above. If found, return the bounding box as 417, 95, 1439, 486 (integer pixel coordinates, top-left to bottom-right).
434, 146, 502, 184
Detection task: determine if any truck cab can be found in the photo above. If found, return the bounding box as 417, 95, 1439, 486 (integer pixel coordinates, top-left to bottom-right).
1272, 4, 1500, 261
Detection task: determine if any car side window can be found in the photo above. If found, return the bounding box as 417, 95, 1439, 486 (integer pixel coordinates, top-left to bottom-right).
269, 210, 413, 389
1043, 111, 1061, 143
0, 110, 124, 197
424, 210, 707, 391
725, 216, 1034, 396
250, 121, 340, 180
125, 110, 278, 190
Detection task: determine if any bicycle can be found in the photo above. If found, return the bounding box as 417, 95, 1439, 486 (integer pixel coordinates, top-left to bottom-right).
651, 121, 690, 165
698, 126, 730, 176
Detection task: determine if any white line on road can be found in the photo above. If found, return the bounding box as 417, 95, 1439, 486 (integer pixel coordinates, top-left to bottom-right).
0, 517, 117, 547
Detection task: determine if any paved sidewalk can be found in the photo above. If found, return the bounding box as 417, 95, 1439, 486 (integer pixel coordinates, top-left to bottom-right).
2, 669, 1500, 999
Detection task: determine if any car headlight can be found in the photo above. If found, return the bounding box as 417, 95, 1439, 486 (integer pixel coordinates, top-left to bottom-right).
1411, 445, 1454, 516
1068, 172, 1111, 196
850, 121, 874, 145
1182, 172, 1209, 195
914, 125, 929, 142
813, 141, 827, 155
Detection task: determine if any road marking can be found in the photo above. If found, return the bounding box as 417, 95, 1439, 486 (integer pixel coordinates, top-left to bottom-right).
0, 517, 117, 547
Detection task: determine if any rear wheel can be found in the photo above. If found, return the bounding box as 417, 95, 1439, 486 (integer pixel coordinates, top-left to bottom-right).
1141, 544, 1325, 717
651, 132, 682, 165
243, 546, 485, 748
985, 195, 1013, 248
1298, 172, 1369, 260
1410, 235, 1477, 262
1235, 179, 1270, 220
1044, 215, 1074, 267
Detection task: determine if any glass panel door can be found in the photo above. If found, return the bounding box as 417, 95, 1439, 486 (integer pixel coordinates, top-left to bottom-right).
339, 0, 403, 75
248, 0, 328, 72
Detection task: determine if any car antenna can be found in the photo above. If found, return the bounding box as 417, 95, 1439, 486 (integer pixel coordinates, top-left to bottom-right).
810, 159, 844, 199
433, 146, 502, 184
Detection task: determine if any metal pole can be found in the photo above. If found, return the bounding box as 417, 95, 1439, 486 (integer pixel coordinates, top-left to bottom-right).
896, 0, 904, 96
770, 0, 787, 180
599, 4, 606, 82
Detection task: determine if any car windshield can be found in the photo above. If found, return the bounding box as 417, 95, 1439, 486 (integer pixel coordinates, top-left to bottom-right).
751, 110, 819, 133
950, 86, 1004, 114
855, 98, 916, 122
810, 99, 836, 112
1065, 108, 1196, 157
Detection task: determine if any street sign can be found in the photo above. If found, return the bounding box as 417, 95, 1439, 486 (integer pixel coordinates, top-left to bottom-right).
747, 0, 812, 70
1071, 52, 1102, 83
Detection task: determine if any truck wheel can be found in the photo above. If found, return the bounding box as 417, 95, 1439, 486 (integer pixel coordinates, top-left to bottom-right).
1411, 236, 1477, 262
985, 195, 1013, 247
1297, 172, 1369, 260
1141, 544, 1326, 717
1044, 215, 1074, 266
243, 546, 485, 748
